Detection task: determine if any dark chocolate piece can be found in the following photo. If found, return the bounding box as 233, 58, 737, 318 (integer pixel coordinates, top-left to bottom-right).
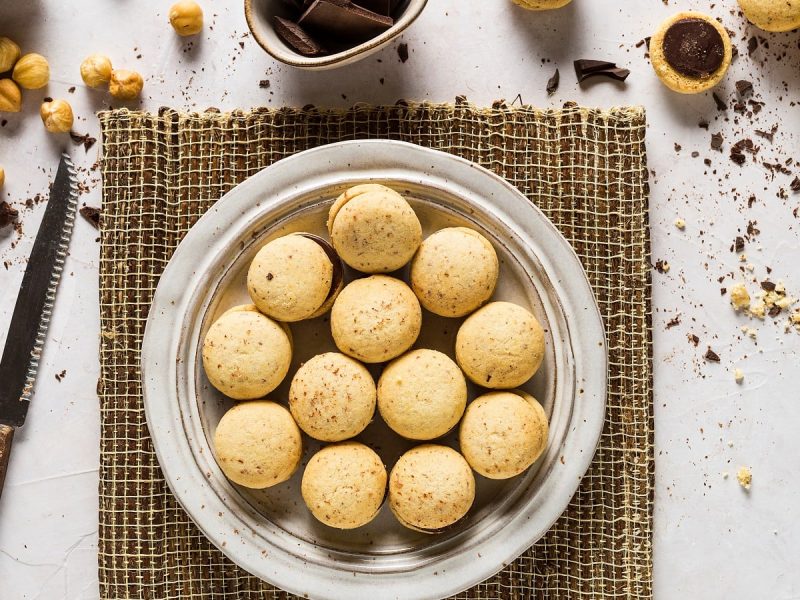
735, 79, 753, 96
397, 42, 408, 63
573, 59, 630, 83
791, 177, 800, 192
710, 132, 723, 151
546, 68, 560, 95
704, 348, 720, 362
273, 16, 326, 56
298, 233, 343, 305
299, 0, 393, 41
0, 201, 18, 229
69, 131, 97, 152
353, 0, 392, 15
79, 206, 101, 229
760, 280, 776, 292
712, 92, 727, 111
662, 18, 724, 78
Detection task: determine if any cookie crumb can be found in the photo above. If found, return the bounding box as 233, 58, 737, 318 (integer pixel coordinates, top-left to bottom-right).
730, 283, 750, 311
722, 471, 729, 479
736, 466, 752, 490
674, 218, 685, 229
734, 368, 744, 384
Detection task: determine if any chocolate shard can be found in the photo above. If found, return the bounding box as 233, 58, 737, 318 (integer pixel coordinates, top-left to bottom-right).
712, 92, 727, 111
352, 0, 392, 15
661, 18, 724, 78
273, 16, 327, 56
791, 176, 800, 192
79, 206, 101, 229
546, 68, 560, 96
710, 132, 723, 151
0, 201, 18, 229
573, 59, 630, 83
704, 348, 720, 362
735, 80, 753, 96
299, 0, 393, 41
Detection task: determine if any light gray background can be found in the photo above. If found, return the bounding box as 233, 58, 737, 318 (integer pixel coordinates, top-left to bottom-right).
1, 1, 798, 598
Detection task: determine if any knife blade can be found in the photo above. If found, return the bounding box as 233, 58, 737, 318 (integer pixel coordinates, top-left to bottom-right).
0, 154, 78, 500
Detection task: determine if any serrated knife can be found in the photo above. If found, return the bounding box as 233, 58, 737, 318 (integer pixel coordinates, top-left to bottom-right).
0, 154, 78, 500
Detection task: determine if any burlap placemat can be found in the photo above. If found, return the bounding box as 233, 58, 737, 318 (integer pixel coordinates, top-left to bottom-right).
97, 101, 652, 599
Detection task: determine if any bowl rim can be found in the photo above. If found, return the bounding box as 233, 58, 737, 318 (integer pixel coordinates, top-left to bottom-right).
244, 0, 428, 68
142, 140, 608, 599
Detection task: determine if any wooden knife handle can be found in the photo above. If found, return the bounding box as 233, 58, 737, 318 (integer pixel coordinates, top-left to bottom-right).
0, 424, 14, 502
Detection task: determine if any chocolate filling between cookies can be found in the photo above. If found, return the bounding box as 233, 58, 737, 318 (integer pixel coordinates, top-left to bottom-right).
662, 18, 724, 78
299, 233, 344, 305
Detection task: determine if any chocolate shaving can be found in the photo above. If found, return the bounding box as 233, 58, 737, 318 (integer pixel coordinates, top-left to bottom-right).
768, 305, 781, 318
755, 126, 777, 143
698, 120, 709, 130
704, 348, 720, 362
397, 42, 408, 63
688, 333, 700, 347
0, 201, 18, 229
80, 206, 101, 228
546, 68, 560, 96
69, 131, 97, 152
735, 80, 753, 96
712, 92, 727, 111
666, 315, 681, 329
573, 59, 630, 83
710, 132, 723, 151
747, 36, 758, 55
258, 79, 270, 88
746, 221, 760, 238
791, 177, 800, 192
760, 280, 776, 292
732, 236, 745, 252
730, 139, 756, 165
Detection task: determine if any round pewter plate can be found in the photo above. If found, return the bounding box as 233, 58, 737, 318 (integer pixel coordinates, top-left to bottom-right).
142, 140, 607, 600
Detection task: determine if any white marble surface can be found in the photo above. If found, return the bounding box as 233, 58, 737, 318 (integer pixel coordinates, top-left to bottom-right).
1, 1, 799, 598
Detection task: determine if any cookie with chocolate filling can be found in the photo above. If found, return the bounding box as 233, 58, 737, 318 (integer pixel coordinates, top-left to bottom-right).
247, 232, 344, 322
650, 12, 732, 93
511, 0, 572, 9
737, 0, 800, 32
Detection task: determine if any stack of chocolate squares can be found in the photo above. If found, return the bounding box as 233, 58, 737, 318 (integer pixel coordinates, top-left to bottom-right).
275, 0, 397, 56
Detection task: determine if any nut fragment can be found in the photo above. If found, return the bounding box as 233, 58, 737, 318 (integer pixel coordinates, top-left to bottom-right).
0, 78, 22, 112
109, 69, 144, 100
80, 54, 113, 88
0, 37, 21, 72
12, 53, 49, 89
169, 0, 204, 36
40, 99, 74, 133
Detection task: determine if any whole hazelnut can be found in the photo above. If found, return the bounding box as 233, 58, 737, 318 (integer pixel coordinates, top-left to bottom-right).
80, 54, 113, 88
40, 98, 74, 133
12, 53, 50, 90
109, 69, 144, 100
0, 78, 22, 113
169, 0, 204, 36
0, 37, 21, 73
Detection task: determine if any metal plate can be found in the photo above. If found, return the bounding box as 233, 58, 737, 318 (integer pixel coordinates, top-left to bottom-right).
142, 140, 607, 600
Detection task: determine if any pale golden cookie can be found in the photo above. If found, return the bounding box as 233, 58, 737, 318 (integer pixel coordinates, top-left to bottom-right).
289, 352, 376, 442
389, 445, 475, 533
459, 391, 549, 479
202, 305, 292, 400
213, 400, 302, 489
738, 0, 800, 32
378, 349, 467, 440
331, 275, 422, 363
649, 12, 732, 94
247, 233, 343, 322
301, 442, 387, 529
327, 183, 422, 273
511, 0, 572, 9
455, 301, 545, 389
410, 227, 499, 318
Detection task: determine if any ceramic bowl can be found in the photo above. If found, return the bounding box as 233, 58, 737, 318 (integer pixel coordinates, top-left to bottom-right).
244, 0, 427, 70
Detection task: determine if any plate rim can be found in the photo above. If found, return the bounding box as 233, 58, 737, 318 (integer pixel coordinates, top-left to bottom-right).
141, 139, 607, 600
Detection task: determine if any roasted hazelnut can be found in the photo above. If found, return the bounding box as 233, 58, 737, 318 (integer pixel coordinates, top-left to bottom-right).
0, 37, 21, 73
169, 0, 204, 36
109, 69, 143, 100
12, 53, 49, 89
0, 78, 22, 113
80, 54, 113, 88
40, 98, 74, 133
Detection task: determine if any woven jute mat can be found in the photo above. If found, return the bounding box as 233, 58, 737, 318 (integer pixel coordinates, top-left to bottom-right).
98, 101, 653, 599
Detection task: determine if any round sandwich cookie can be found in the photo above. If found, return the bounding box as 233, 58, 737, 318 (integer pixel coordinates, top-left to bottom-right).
455, 301, 545, 389
410, 227, 499, 318
378, 349, 467, 440
247, 232, 344, 322
459, 390, 549, 479
301, 442, 387, 529
331, 275, 422, 363
327, 183, 422, 273
202, 304, 292, 400
389, 445, 475, 533
649, 12, 732, 94
738, 0, 800, 32
213, 400, 302, 489
289, 352, 376, 442
511, 0, 572, 9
